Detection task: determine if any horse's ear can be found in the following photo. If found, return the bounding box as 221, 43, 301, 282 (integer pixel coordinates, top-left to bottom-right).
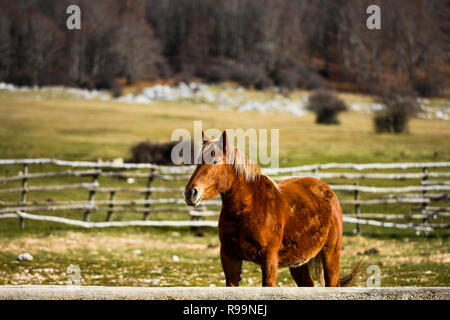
202, 130, 210, 144
221, 130, 227, 153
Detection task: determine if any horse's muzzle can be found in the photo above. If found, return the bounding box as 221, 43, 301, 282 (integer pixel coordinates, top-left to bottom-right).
184, 187, 202, 206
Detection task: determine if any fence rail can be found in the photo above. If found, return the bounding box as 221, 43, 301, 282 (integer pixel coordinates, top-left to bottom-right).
0, 159, 449, 233
1, 158, 450, 172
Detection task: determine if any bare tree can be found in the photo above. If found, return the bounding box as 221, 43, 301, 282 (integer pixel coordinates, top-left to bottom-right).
114, 13, 164, 83
1, 0, 447, 95
26, 12, 65, 85
0, 8, 12, 81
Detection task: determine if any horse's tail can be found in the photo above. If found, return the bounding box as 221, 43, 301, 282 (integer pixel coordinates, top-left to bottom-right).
339, 258, 364, 287
307, 255, 325, 287
308, 255, 364, 287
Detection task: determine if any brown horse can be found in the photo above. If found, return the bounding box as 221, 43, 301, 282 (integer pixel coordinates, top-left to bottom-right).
185, 130, 362, 287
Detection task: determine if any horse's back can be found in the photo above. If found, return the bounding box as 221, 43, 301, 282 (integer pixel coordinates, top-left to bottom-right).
278, 176, 339, 211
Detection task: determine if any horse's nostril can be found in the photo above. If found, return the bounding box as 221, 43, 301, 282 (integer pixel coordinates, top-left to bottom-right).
185, 188, 199, 202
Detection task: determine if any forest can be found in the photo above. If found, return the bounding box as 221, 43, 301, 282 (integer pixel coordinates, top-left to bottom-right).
0, 0, 448, 97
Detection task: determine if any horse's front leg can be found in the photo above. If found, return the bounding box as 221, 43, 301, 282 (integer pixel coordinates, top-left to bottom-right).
220, 247, 242, 287
261, 249, 279, 287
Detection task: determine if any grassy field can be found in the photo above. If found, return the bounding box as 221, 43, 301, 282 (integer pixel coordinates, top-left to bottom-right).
0, 88, 449, 287
0, 227, 448, 287
0, 88, 449, 164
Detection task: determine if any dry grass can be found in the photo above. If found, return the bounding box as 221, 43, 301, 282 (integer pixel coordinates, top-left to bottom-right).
0, 232, 218, 253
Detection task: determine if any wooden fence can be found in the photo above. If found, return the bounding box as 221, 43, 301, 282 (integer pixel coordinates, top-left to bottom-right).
0, 159, 449, 233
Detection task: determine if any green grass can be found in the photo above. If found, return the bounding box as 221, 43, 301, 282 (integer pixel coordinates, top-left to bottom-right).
0, 89, 449, 287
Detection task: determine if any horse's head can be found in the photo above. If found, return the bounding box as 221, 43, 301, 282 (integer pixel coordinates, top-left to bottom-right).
184, 130, 233, 206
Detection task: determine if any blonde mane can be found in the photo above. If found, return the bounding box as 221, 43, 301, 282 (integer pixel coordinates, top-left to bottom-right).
231, 146, 261, 182
230, 146, 281, 192
202, 140, 261, 182
202, 139, 281, 192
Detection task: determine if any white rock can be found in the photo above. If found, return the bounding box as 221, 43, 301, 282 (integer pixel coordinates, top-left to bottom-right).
172, 255, 180, 262
436, 111, 449, 120
371, 103, 385, 111
17, 253, 33, 261
351, 103, 361, 111
133, 94, 151, 104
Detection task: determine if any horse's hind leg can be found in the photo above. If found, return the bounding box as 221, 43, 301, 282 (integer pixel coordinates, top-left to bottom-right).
289, 264, 315, 287
320, 245, 341, 287
220, 247, 242, 287
320, 194, 344, 287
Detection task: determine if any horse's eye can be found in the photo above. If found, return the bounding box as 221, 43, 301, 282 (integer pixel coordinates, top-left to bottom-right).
213, 159, 220, 164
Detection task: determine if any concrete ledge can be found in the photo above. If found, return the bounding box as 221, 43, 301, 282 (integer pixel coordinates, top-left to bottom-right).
0, 286, 449, 300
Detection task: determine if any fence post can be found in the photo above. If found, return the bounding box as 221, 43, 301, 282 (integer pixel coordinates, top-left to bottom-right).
191, 205, 206, 236
83, 171, 99, 222
106, 191, 115, 221
143, 169, 155, 221
421, 167, 428, 209
354, 182, 360, 234
19, 164, 28, 229
421, 167, 429, 236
